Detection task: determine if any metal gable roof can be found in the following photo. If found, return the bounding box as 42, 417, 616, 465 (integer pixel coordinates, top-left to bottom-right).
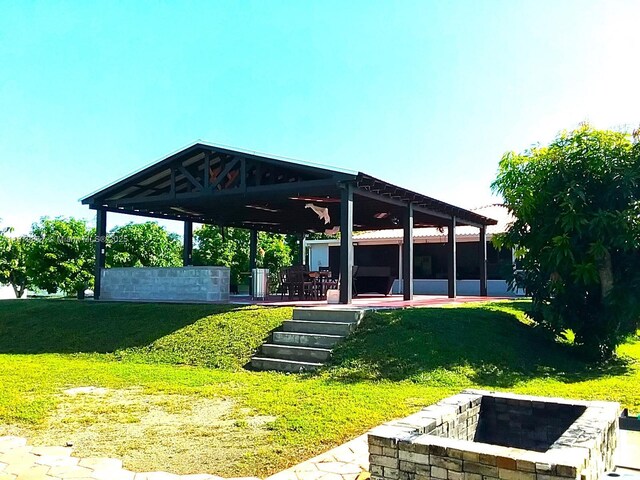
80, 142, 498, 233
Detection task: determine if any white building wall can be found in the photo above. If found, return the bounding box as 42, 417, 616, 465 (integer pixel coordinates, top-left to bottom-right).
306, 243, 519, 297
392, 279, 517, 297
308, 244, 330, 270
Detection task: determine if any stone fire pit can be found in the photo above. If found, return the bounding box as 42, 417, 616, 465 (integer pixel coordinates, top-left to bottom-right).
368, 390, 619, 480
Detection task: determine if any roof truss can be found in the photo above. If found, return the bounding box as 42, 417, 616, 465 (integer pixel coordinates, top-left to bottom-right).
82, 143, 497, 232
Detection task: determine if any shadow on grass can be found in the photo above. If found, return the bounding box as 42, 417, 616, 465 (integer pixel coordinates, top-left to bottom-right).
325, 303, 632, 388
0, 298, 242, 354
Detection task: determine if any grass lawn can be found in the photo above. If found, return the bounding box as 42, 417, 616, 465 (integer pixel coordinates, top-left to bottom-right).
0, 299, 638, 477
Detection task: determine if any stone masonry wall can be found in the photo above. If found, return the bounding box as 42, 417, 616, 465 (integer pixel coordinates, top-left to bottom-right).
100, 266, 230, 303
368, 390, 619, 480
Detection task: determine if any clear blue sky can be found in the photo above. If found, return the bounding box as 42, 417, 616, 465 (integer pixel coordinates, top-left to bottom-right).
1, 0, 639, 235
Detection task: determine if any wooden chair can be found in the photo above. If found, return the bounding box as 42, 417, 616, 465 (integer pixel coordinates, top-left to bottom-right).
318, 266, 338, 298
288, 268, 314, 300
277, 267, 291, 300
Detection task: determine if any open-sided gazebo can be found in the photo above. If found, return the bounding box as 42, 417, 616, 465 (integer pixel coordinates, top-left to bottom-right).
82, 142, 497, 304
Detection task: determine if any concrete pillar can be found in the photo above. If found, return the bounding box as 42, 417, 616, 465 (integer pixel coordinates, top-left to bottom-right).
479, 225, 488, 296
402, 204, 414, 300
448, 216, 457, 298
94, 209, 107, 300
183, 220, 193, 266
298, 233, 305, 266
249, 229, 258, 296
339, 184, 354, 304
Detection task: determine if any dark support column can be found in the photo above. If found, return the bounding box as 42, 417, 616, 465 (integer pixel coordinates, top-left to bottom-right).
479, 225, 488, 296
249, 230, 258, 296
339, 184, 354, 304
183, 220, 193, 266
447, 216, 457, 298
94, 209, 107, 300
298, 233, 305, 266
402, 204, 414, 301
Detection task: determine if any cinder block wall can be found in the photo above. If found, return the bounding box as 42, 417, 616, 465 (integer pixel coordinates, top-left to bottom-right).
100, 266, 230, 303
475, 396, 586, 452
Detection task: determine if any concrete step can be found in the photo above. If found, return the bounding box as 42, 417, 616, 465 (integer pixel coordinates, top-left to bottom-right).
260, 344, 332, 362
293, 308, 365, 323
281, 319, 355, 336
272, 331, 344, 348
251, 357, 323, 373
250, 307, 367, 373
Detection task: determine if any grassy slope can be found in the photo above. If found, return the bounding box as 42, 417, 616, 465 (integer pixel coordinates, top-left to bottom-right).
0, 299, 638, 477
0, 299, 291, 368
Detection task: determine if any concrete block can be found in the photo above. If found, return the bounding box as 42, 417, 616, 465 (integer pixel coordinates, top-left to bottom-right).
432, 456, 462, 471
431, 466, 448, 479
398, 450, 429, 465
497, 469, 535, 480
462, 462, 498, 477
369, 454, 398, 469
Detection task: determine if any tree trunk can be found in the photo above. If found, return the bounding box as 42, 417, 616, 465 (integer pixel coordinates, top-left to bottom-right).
12, 283, 25, 298
597, 249, 613, 299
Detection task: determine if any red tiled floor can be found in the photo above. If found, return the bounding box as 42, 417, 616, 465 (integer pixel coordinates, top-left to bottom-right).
230, 294, 512, 309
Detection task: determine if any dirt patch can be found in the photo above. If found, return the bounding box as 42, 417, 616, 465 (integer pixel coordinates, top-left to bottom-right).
11, 386, 275, 476
63, 386, 109, 395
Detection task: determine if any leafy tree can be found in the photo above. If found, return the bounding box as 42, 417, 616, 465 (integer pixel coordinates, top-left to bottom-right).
193, 226, 292, 289
27, 217, 95, 296
193, 226, 249, 286
107, 222, 182, 268
260, 233, 292, 288
0, 225, 31, 298
492, 124, 640, 360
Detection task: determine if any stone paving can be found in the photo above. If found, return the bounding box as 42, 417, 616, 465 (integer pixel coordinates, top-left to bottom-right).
3, 427, 636, 480
0, 435, 258, 480
265, 434, 369, 480
0, 433, 369, 480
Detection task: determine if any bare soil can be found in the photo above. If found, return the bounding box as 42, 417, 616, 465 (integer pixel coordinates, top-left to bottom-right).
3, 386, 275, 476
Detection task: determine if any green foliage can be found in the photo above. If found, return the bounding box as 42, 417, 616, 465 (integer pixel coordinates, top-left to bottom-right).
193, 226, 249, 285
492, 124, 640, 359
259, 233, 292, 289
107, 221, 182, 268
27, 217, 95, 295
0, 226, 31, 298
193, 226, 292, 287
285, 235, 303, 265
327, 302, 592, 385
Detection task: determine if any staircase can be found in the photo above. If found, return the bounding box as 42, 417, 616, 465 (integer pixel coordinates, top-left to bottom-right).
251, 308, 366, 372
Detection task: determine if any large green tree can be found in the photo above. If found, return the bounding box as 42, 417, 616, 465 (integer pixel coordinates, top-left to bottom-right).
27, 217, 95, 296
0, 225, 31, 298
193, 226, 249, 286
492, 124, 640, 359
260, 233, 292, 288
107, 222, 182, 268
193, 226, 292, 288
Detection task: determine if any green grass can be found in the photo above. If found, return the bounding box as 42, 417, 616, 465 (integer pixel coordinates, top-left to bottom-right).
0, 299, 291, 368
0, 299, 638, 477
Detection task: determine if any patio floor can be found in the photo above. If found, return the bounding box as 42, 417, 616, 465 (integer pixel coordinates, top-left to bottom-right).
230, 293, 513, 309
